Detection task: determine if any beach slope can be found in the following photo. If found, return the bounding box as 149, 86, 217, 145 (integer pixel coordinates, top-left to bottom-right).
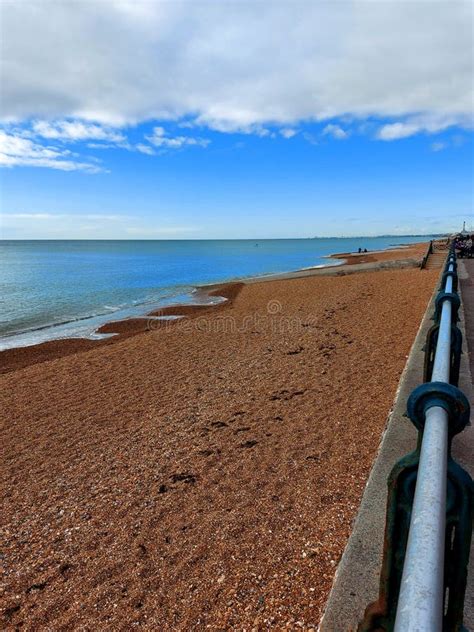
1, 252, 438, 630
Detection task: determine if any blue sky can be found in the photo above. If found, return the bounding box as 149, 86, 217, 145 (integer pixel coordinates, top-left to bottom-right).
1, 2, 473, 239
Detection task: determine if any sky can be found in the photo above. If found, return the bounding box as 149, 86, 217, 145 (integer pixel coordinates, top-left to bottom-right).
0, 1, 473, 239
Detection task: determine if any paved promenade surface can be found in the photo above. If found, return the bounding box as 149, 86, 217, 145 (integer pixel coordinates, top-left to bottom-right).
460, 259, 474, 379
458, 258, 474, 628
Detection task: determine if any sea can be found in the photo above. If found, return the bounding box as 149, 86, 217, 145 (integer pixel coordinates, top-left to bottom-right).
0, 237, 437, 350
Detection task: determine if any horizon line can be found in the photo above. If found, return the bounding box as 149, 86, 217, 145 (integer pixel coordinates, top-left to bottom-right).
0, 233, 449, 242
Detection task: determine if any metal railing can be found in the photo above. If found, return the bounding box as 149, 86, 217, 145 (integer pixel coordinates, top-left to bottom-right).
360, 245, 473, 631
395, 253, 458, 630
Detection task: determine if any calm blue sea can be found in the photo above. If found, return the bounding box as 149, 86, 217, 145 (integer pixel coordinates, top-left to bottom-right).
0, 237, 435, 350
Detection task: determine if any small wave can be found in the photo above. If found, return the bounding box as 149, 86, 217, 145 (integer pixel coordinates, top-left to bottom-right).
1, 312, 111, 338
299, 260, 345, 270
0, 288, 202, 350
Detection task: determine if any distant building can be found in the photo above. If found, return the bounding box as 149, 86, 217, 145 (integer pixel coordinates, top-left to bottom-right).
460, 221, 470, 236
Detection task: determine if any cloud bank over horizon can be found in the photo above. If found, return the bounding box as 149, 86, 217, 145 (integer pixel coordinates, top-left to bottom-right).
1, 1, 472, 132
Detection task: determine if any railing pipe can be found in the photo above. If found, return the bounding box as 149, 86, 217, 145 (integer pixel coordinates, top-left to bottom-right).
431, 268, 453, 383
394, 256, 454, 631
394, 406, 448, 631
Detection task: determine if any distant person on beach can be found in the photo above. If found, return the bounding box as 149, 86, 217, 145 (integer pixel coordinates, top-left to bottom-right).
363, 248, 368, 253
358, 247, 362, 253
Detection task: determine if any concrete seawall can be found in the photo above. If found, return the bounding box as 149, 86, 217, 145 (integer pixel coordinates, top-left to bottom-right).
319, 256, 473, 631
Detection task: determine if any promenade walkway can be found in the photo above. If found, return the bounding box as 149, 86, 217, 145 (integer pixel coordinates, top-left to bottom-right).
460, 258, 474, 378
458, 258, 474, 626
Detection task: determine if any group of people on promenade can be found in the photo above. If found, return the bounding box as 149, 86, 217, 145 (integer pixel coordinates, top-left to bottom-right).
453, 233, 474, 258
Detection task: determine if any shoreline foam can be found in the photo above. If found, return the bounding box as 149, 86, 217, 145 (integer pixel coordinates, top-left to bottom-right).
0, 242, 427, 373
0, 241, 427, 351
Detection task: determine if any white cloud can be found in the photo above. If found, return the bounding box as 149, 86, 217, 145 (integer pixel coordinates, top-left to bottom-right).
322, 124, 348, 139
32, 120, 125, 143
280, 128, 297, 139
0, 130, 104, 172
4, 213, 56, 219
86, 142, 118, 150
135, 143, 155, 155
376, 114, 471, 141
376, 122, 420, 141
302, 132, 318, 145
431, 141, 447, 152
146, 126, 210, 149
4, 213, 130, 221
1, 2, 471, 131
86, 140, 157, 155
0, 124, 162, 172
